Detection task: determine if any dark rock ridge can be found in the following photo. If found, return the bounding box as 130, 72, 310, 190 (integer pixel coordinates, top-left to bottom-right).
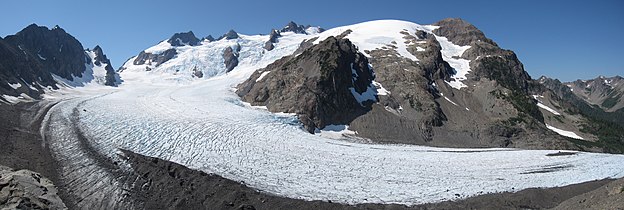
167, 31, 201, 46
219, 29, 239, 40
280, 21, 323, 35
3, 24, 87, 81
281, 21, 308, 34
264, 29, 281, 51
91, 45, 120, 86
223, 44, 240, 72
0, 24, 118, 100
204, 35, 215, 42
237, 36, 376, 133
133, 49, 177, 67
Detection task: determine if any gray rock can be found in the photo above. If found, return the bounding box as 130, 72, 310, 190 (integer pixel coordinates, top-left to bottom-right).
167, 31, 201, 46
133, 49, 177, 67
280, 21, 307, 34
223, 44, 240, 72
204, 35, 215, 42
237, 36, 375, 133
220, 30, 239, 40
0, 165, 67, 210
91, 45, 121, 86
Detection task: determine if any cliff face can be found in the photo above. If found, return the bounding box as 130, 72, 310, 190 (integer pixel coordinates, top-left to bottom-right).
237, 37, 376, 133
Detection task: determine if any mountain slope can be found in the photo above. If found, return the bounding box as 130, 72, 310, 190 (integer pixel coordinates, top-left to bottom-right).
566, 76, 624, 112
0, 24, 120, 103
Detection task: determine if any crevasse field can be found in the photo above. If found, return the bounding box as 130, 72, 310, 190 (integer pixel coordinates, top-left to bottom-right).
41, 20, 624, 205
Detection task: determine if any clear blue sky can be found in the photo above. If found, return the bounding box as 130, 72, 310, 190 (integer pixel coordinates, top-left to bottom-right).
1, 0, 622, 81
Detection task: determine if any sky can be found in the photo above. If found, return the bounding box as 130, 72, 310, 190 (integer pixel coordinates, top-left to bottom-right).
0, 0, 622, 82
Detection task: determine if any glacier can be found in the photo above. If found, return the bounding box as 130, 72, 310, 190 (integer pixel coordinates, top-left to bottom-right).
40, 20, 624, 206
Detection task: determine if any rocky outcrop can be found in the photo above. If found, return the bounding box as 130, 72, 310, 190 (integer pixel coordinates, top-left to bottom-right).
167, 31, 201, 46
91, 45, 120, 86
219, 30, 239, 40
281, 21, 307, 34
0, 165, 67, 209
564, 76, 624, 112
133, 49, 177, 67
3, 24, 87, 81
223, 44, 240, 72
237, 37, 376, 133
264, 29, 281, 51
204, 35, 215, 42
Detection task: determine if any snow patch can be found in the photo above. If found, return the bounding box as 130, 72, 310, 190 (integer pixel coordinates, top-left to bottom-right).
436, 36, 471, 90
444, 96, 458, 106
8, 82, 22, 89
546, 124, 584, 140
314, 124, 356, 139
372, 81, 390, 95
255, 71, 271, 82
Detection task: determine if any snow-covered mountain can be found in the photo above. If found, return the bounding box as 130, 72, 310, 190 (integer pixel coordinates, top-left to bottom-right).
116, 19, 624, 152
37, 19, 624, 208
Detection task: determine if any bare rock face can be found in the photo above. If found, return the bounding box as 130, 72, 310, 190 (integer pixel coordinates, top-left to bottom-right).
0, 165, 67, 209
219, 30, 239, 40
280, 21, 307, 34
167, 31, 200, 46
3, 24, 87, 81
237, 36, 376, 133
91, 45, 120, 86
264, 29, 281, 51
133, 49, 178, 67
223, 44, 240, 72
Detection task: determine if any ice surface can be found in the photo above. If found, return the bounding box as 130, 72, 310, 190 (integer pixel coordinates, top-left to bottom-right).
41, 20, 624, 206
546, 124, 584, 140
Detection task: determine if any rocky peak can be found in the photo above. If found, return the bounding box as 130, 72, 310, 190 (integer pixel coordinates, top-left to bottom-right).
3, 23, 87, 81
167, 31, 200, 46
204, 35, 215, 42
280, 21, 307, 34
433, 18, 497, 47
237, 36, 375, 133
219, 30, 239, 40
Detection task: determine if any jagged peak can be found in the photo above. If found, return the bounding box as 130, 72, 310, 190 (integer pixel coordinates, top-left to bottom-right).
204, 35, 215, 42
220, 29, 239, 40
167, 31, 200, 46
280, 21, 307, 34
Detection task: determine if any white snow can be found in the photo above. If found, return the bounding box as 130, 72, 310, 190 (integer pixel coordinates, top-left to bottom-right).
312, 20, 431, 61
315, 124, 357, 139
372, 81, 390, 95
537, 103, 561, 115
37, 53, 47, 60
532, 95, 561, 115
546, 124, 584, 140
39, 19, 624, 206
444, 96, 458, 106
144, 40, 174, 54
255, 71, 271, 82
8, 82, 22, 89
349, 85, 377, 106
437, 36, 471, 89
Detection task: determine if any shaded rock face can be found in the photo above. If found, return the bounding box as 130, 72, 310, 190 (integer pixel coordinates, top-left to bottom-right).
220, 30, 239, 40
3, 24, 87, 81
223, 44, 240, 72
133, 49, 178, 67
92, 45, 119, 86
281, 21, 307, 34
264, 30, 281, 51
0, 38, 53, 98
167, 31, 200, 46
204, 35, 215, 42
237, 37, 375, 133
0, 165, 67, 210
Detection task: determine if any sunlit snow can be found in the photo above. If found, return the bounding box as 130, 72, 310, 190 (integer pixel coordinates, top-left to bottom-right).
40, 20, 624, 206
